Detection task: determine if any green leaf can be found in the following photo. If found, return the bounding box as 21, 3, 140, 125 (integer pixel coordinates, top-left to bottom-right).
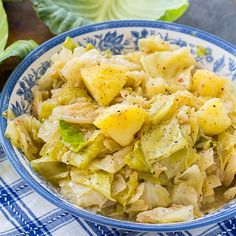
59, 120, 86, 152
0, 40, 38, 64
31, 0, 189, 35
0, 0, 8, 53
159, 3, 189, 22
67, 132, 105, 169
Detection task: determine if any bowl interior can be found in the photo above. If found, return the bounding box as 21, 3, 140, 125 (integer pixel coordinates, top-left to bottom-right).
1, 20, 236, 232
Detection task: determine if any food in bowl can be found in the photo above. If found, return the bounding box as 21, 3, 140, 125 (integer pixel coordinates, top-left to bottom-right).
5, 35, 236, 224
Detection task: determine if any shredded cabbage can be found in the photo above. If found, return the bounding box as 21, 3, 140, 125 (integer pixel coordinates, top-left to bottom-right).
6, 36, 236, 224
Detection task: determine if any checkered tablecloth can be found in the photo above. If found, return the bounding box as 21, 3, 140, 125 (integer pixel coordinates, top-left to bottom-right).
0, 145, 236, 236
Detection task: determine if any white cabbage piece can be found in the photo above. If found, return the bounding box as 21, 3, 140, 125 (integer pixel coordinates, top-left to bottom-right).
52, 99, 98, 124
172, 183, 199, 211
109, 55, 141, 71
141, 47, 196, 79
136, 205, 194, 223
125, 70, 147, 88
61, 132, 105, 169
138, 36, 173, 53
174, 164, 204, 194
38, 47, 73, 90
224, 187, 236, 200
5, 114, 42, 160
103, 138, 121, 153
141, 118, 186, 165
197, 148, 215, 171
31, 156, 69, 185
141, 182, 170, 209
160, 148, 198, 179
148, 94, 176, 124
70, 168, 113, 200
60, 180, 107, 208
126, 200, 149, 212
91, 146, 132, 173
38, 118, 59, 142
217, 131, 236, 175
128, 182, 144, 204
223, 149, 236, 186
111, 174, 127, 196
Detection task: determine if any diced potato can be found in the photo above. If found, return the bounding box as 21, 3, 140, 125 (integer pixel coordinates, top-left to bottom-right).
81, 64, 128, 106
94, 103, 147, 146
138, 36, 172, 53
196, 98, 231, 135
191, 69, 227, 97
141, 47, 196, 78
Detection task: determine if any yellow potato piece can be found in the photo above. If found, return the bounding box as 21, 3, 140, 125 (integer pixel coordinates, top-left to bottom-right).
94, 104, 147, 146
191, 69, 227, 97
196, 98, 231, 135
81, 64, 128, 106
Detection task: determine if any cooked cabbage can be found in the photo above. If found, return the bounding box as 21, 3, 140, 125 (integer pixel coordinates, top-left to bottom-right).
6, 36, 236, 224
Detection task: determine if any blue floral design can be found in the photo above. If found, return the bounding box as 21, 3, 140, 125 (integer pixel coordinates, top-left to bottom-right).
84, 31, 132, 54
11, 61, 50, 117
213, 56, 225, 73
229, 58, 236, 72
131, 29, 149, 49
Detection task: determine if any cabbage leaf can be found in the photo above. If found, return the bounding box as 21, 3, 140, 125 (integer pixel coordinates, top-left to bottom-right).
115, 172, 139, 206
0, 40, 38, 64
91, 146, 132, 174
62, 132, 105, 168
141, 119, 186, 165
0, 0, 8, 53
124, 141, 150, 172
31, 156, 69, 185
60, 180, 107, 208
141, 182, 170, 209
70, 168, 113, 200
160, 148, 198, 179
32, 0, 189, 34
59, 120, 86, 152
5, 115, 42, 160
136, 205, 194, 223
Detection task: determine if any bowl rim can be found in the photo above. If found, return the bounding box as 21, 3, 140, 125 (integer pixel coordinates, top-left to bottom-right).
1, 20, 236, 232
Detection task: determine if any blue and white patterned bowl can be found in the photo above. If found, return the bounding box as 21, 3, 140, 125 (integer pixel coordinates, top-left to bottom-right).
1, 20, 236, 232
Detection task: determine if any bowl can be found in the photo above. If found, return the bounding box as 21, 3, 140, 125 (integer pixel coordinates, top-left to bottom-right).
1, 20, 236, 232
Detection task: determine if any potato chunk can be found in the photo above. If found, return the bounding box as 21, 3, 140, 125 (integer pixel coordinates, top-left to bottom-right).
94, 104, 147, 146
81, 64, 128, 106
196, 98, 231, 135
191, 69, 227, 97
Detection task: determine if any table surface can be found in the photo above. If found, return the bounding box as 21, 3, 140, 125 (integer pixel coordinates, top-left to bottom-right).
1, 0, 236, 89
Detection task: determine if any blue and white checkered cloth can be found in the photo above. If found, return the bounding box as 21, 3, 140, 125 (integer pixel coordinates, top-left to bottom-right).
0, 146, 236, 236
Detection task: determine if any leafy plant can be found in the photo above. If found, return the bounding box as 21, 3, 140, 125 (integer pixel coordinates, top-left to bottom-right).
32, 0, 189, 35
0, 0, 38, 64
